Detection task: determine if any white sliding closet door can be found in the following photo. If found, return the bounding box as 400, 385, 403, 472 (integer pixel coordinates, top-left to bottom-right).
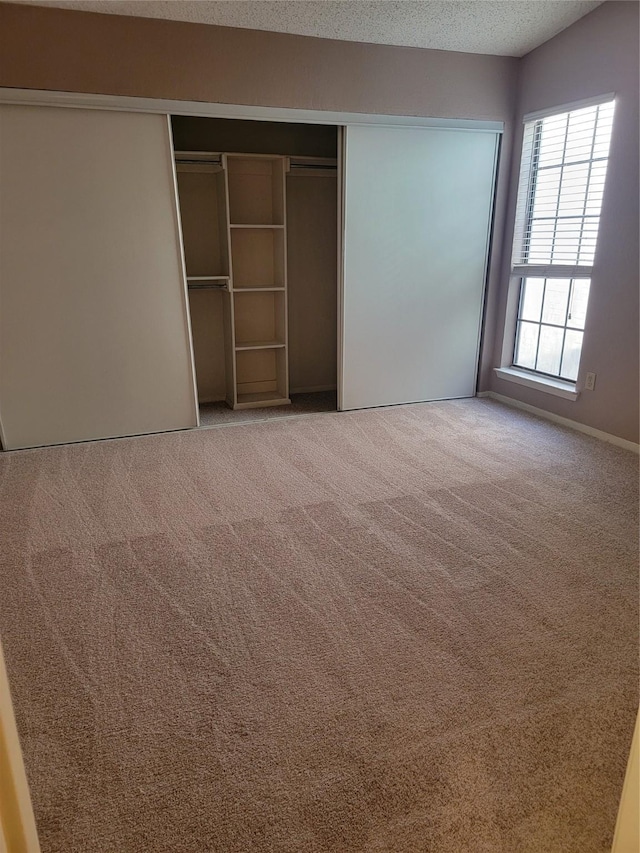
340, 124, 498, 410
0, 105, 197, 450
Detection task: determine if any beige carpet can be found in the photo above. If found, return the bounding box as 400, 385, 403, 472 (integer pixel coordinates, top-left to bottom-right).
0, 399, 637, 853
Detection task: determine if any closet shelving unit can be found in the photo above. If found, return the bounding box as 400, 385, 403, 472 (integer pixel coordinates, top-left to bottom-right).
226, 153, 289, 409
175, 151, 290, 411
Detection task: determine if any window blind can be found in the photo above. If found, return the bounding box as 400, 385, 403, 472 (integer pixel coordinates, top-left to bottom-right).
512, 100, 615, 268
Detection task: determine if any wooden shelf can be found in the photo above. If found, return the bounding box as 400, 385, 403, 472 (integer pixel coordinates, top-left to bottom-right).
227, 156, 285, 227
233, 290, 285, 350
229, 224, 285, 230
232, 287, 285, 293
235, 340, 285, 351
187, 275, 229, 281
230, 228, 285, 290
233, 284, 284, 291
235, 391, 291, 410
235, 347, 287, 405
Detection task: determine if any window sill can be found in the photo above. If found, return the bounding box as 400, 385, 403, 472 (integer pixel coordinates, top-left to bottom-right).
494, 367, 579, 401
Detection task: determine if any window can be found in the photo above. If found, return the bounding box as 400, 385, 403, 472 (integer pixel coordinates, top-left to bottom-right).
511, 98, 615, 383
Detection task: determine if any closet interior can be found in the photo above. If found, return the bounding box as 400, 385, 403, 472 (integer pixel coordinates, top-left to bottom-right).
172, 117, 338, 425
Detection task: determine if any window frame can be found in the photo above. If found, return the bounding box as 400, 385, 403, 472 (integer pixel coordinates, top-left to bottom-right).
512, 276, 590, 382
506, 94, 615, 388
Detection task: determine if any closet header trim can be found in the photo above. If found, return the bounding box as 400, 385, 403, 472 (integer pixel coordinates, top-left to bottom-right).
0, 88, 504, 133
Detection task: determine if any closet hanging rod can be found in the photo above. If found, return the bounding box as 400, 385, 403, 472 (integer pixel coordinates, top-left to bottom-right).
174, 151, 222, 162
288, 156, 337, 168
177, 158, 223, 166
287, 157, 338, 177
288, 163, 337, 171
175, 152, 336, 169
187, 283, 228, 291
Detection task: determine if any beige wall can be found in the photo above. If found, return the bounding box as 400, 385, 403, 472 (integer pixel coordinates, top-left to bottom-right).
0, 2, 518, 405
489, 1, 639, 444
0, 3, 516, 119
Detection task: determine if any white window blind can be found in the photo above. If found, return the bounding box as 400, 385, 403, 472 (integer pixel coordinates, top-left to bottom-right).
513, 100, 615, 268
509, 98, 615, 384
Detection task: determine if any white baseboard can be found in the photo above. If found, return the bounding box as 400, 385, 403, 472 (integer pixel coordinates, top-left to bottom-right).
477, 390, 640, 454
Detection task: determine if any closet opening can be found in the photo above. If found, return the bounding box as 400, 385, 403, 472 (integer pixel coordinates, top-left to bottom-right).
171, 116, 339, 427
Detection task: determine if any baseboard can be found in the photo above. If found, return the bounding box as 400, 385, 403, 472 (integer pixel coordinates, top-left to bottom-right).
477, 391, 640, 454
0, 641, 41, 852
289, 385, 337, 395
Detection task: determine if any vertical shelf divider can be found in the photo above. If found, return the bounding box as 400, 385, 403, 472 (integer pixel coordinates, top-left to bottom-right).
220, 154, 238, 409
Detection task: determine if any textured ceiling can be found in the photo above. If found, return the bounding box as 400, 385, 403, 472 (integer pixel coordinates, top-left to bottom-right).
10, 0, 605, 57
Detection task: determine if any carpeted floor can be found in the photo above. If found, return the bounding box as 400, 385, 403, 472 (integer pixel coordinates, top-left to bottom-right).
199, 390, 337, 427
0, 399, 637, 853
